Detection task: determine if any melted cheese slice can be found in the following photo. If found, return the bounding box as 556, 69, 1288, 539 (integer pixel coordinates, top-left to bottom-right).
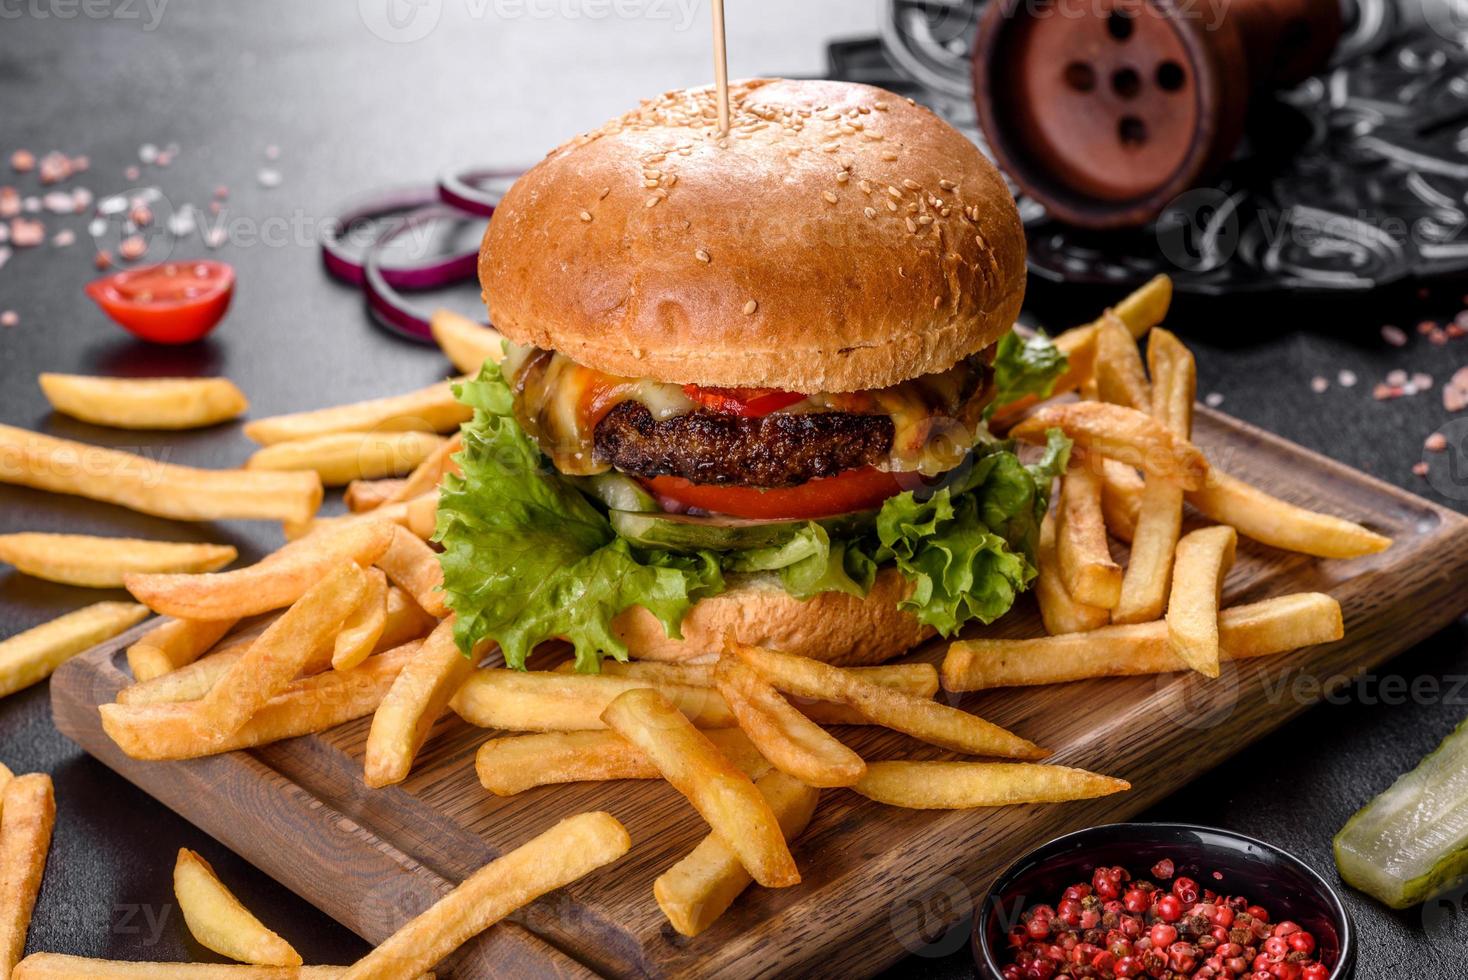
504, 342, 990, 477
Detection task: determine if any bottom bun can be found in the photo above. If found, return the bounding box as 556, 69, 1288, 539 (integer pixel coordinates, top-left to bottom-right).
612, 568, 933, 667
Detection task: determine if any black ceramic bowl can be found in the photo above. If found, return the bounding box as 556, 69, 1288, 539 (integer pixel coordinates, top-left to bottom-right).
973, 823, 1356, 979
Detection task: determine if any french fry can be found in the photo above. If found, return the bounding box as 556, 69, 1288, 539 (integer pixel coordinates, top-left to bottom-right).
392, 433, 462, 504
100, 642, 419, 760
0, 533, 237, 588
0, 424, 322, 525
476, 728, 769, 796
1093, 313, 1151, 411
733, 644, 1046, 760
0, 602, 148, 698
430, 309, 505, 375
284, 500, 412, 543
243, 379, 471, 446
1167, 526, 1238, 678
1011, 403, 1208, 491
174, 848, 301, 967
12, 956, 433, 979
1035, 512, 1109, 635
1100, 460, 1143, 542
0, 762, 11, 797
363, 619, 475, 787
1187, 470, 1392, 559
127, 616, 237, 682
338, 812, 629, 980
450, 669, 735, 731
117, 592, 432, 706
1114, 328, 1196, 624
655, 771, 819, 937
942, 592, 1343, 691
248, 431, 446, 487
374, 526, 448, 617
38, 374, 248, 430
344, 478, 409, 513
126, 520, 394, 620
195, 563, 368, 736
555, 658, 940, 727
1148, 328, 1196, 436
1056, 462, 1123, 609
0, 773, 55, 978
333, 569, 390, 671
851, 761, 1129, 809
603, 688, 798, 888
715, 658, 865, 788
404, 491, 438, 541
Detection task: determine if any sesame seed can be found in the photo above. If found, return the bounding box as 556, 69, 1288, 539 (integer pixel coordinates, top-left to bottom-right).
743, 300, 758, 315
644, 169, 661, 178
859, 180, 872, 194
886, 200, 898, 212
887, 186, 903, 199
579, 211, 593, 222
875, 102, 889, 111
666, 174, 678, 186
939, 179, 957, 191
836, 172, 849, 183
903, 179, 920, 191
645, 195, 661, 208
906, 217, 918, 233
917, 215, 932, 225
882, 152, 899, 161
864, 207, 877, 219
695, 248, 710, 263
863, 132, 884, 141
599, 187, 611, 199
823, 191, 838, 204
839, 157, 854, 170
822, 143, 840, 153
644, 179, 660, 188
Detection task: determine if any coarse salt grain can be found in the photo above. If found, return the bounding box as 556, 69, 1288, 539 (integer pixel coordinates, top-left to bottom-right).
42, 192, 73, 214
125, 166, 140, 181
1418, 320, 1436, 335
1386, 369, 1408, 387
1381, 324, 1407, 346
1337, 369, 1357, 388
1373, 384, 1402, 401
1412, 462, 1430, 478
1204, 392, 1224, 407
138, 143, 158, 164
1425, 432, 1448, 453
1310, 376, 1329, 393
118, 235, 147, 260
94, 250, 112, 270
10, 218, 44, 247
1430, 329, 1449, 346
1413, 373, 1433, 390
50, 229, 74, 248
10, 150, 35, 173
257, 168, 282, 188
0, 310, 17, 328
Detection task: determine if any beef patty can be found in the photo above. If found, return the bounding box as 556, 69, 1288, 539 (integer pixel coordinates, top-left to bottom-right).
594, 403, 894, 488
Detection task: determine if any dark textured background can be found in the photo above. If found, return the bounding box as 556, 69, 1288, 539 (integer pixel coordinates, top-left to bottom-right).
1, 3, 1466, 977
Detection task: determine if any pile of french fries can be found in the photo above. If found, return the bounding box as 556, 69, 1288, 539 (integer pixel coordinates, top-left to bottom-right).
945, 275, 1380, 693
0, 281, 1395, 967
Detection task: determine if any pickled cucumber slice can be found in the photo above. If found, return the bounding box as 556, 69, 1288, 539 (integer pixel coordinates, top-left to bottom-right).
1334, 716, 1468, 908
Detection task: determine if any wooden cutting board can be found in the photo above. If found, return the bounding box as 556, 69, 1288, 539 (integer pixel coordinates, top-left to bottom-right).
50, 407, 1468, 979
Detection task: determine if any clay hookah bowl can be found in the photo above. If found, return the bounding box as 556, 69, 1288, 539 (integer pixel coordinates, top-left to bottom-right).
971, 0, 1345, 229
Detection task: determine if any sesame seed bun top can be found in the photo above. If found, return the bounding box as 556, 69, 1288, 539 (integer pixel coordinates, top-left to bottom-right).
479, 78, 1026, 393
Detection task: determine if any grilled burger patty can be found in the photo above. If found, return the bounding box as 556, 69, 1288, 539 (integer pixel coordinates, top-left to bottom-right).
594, 402, 894, 488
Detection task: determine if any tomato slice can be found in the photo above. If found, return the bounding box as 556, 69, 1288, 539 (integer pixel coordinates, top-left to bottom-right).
85, 260, 235, 344
682, 385, 807, 418
645, 467, 915, 520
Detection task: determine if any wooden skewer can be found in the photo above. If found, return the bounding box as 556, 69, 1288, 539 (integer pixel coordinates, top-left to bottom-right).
711, 0, 730, 136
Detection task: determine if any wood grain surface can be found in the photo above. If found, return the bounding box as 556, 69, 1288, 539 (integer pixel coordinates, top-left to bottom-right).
50, 407, 1468, 979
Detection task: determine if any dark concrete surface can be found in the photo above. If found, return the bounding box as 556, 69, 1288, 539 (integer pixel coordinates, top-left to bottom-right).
1, 3, 1466, 976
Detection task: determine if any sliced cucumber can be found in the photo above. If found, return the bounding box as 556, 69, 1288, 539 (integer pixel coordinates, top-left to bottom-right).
1334, 715, 1468, 908
574, 472, 660, 513
609, 510, 803, 552
608, 508, 877, 553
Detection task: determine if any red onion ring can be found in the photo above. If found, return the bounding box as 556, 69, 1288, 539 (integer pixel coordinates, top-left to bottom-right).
364, 206, 491, 344
321, 185, 468, 288
437, 168, 521, 217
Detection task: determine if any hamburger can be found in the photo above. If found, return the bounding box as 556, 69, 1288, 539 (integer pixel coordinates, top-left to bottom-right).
437, 78, 1069, 671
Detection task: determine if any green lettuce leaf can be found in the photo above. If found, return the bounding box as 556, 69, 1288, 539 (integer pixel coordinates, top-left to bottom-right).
868, 436, 1064, 636
725, 522, 877, 599
435, 363, 723, 670
990, 331, 1067, 413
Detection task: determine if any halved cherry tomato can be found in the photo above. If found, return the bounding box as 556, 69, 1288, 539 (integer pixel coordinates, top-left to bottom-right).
682, 385, 807, 418
645, 466, 914, 520
85, 260, 235, 344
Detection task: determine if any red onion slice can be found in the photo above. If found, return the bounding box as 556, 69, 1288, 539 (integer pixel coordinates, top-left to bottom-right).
437, 168, 521, 217
321, 185, 459, 287
364, 206, 491, 344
